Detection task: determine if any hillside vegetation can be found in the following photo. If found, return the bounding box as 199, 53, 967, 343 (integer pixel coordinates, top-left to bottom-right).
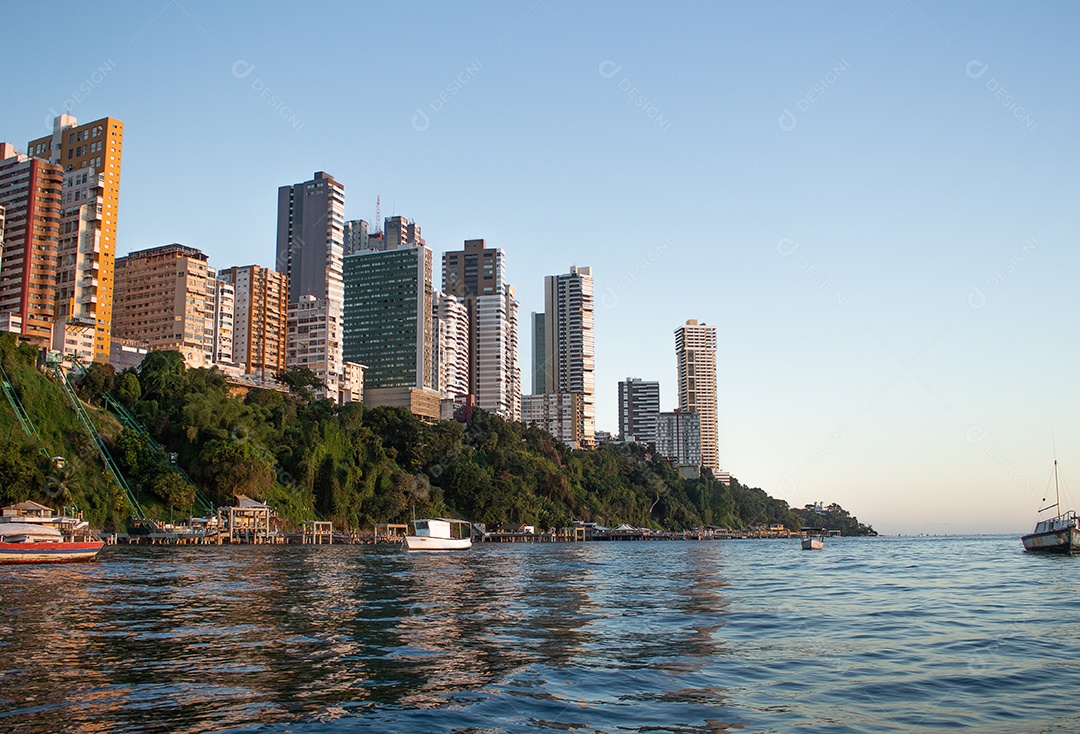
0, 341, 874, 535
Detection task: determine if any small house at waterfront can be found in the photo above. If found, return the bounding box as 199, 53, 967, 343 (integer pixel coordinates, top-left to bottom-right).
2, 500, 53, 519
217, 494, 275, 544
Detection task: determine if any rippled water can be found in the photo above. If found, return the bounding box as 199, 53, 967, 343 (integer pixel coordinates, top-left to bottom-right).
1, 536, 1078, 733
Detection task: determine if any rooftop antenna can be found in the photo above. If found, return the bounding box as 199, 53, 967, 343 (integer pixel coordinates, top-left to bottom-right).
374, 196, 382, 234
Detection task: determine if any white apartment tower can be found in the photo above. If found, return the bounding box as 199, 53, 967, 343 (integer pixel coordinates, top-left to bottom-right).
538, 266, 595, 447
209, 276, 234, 366
433, 291, 470, 402
675, 319, 718, 474
441, 239, 521, 421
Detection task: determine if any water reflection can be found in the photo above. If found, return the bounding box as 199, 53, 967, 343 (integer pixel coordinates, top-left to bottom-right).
7, 538, 1069, 733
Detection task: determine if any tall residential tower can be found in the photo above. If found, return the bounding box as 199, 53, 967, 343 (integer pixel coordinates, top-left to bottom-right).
0, 143, 62, 345
28, 114, 124, 362
618, 377, 660, 446
276, 172, 345, 400
533, 266, 594, 447
675, 319, 718, 475
441, 239, 520, 421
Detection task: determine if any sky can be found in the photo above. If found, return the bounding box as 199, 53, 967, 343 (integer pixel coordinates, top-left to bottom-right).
2, 0, 1078, 535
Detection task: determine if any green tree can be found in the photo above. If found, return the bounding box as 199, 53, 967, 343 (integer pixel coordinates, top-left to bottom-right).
276, 368, 324, 401
115, 371, 142, 409
150, 470, 195, 509
74, 362, 116, 405
138, 350, 186, 403
197, 439, 274, 504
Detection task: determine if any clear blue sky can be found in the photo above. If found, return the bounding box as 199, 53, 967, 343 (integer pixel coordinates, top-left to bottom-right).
4, 0, 1078, 534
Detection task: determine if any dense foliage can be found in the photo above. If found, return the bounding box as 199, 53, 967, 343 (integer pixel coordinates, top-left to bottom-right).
0, 342, 874, 535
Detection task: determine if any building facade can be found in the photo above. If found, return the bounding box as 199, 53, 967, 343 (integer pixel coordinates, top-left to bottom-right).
618, 377, 661, 445
52, 168, 105, 359
276, 172, 345, 400
384, 215, 424, 250
343, 219, 369, 255
537, 265, 595, 446
28, 114, 124, 362
521, 392, 583, 448
111, 244, 214, 368
218, 265, 288, 379
0, 143, 63, 346
209, 277, 235, 366
441, 239, 521, 421
433, 291, 469, 402
675, 319, 718, 474
286, 294, 343, 398
655, 410, 702, 477
343, 244, 434, 391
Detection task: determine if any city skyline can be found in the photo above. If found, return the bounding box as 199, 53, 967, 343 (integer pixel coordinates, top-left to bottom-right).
2, 1, 1078, 535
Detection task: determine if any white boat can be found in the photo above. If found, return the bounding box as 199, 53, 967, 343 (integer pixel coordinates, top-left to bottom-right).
405, 518, 472, 551
0, 501, 104, 564
801, 536, 824, 550
1022, 460, 1080, 554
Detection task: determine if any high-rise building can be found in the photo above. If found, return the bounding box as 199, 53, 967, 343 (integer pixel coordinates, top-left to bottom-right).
0, 143, 63, 346
536, 266, 595, 446
276, 171, 344, 304
441, 239, 521, 421
384, 215, 424, 250
209, 277, 234, 366
112, 244, 214, 368
476, 284, 520, 420
219, 265, 288, 379
343, 219, 369, 255
343, 243, 434, 390
28, 115, 124, 363
52, 168, 105, 359
655, 410, 702, 477
618, 377, 660, 445
675, 319, 718, 474
531, 312, 545, 394
276, 172, 345, 399
287, 294, 344, 398
433, 291, 469, 401
521, 392, 583, 447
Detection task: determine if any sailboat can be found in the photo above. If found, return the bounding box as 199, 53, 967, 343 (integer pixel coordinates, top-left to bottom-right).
1021, 460, 1080, 554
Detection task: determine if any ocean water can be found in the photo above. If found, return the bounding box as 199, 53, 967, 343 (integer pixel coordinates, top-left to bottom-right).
1, 536, 1078, 733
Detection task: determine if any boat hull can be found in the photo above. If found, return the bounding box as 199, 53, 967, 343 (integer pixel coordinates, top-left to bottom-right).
801, 538, 823, 550
1022, 527, 1080, 555
0, 541, 104, 564
404, 535, 471, 551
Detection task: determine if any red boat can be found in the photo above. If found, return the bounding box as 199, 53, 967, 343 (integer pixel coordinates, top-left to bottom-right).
0, 501, 104, 564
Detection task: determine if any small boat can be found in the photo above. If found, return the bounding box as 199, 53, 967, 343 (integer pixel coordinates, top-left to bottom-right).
0, 501, 104, 564
801, 524, 825, 550
1022, 460, 1080, 554
405, 518, 472, 551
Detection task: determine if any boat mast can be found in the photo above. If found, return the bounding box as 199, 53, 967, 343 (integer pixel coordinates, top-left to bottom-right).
1055, 459, 1060, 517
